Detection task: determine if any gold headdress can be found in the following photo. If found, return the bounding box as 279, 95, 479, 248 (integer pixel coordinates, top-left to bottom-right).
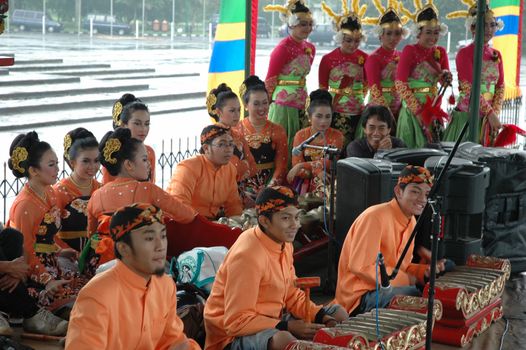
11, 147, 28, 174
264, 0, 312, 26
446, 0, 502, 30
362, 0, 409, 27
112, 101, 123, 127
206, 93, 217, 116
63, 134, 73, 160
321, 0, 367, 35
103, 138, 121, 165
400, 0, 448, 35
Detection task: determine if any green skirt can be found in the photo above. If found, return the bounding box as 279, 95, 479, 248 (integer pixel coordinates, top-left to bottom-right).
443, 110, 470, 142
268, 103, 306, 151
396, 105, 427, 149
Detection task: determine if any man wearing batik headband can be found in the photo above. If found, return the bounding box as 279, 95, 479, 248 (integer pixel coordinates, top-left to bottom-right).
395, 1, 452, 148
443, 1, 504, 145
361, 0, 408, 125
319, 0, 368, 146
167, 125, 243, 220
66, 203, 201, 350
204, 186, 348, 350
264, 0, 316, 151
336, 165, 445, 316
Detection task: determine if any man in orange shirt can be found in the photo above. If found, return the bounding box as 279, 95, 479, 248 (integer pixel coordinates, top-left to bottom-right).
336, 165, 445, 316
204, 186, 347, 350
167, 125, 243, 220
66, 203, 200, 350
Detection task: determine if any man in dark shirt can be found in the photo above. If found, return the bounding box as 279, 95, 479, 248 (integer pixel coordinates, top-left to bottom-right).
347, 105, 406, 158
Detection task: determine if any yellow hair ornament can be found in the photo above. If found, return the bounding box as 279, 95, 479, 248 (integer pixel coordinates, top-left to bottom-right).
11, 147, 28, 174
103, 138, 121, 165
263, 4, 289, 15
446, 11, 470, 19
63, 134, 73, 160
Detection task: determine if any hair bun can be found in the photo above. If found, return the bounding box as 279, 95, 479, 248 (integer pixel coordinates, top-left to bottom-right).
8, 131, 49, 178
309, 89, 333, 105
242, 75, 265, 90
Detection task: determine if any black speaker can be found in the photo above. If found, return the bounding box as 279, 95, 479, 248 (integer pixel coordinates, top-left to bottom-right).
374, 148, 447, 166
335, 157, 406, 247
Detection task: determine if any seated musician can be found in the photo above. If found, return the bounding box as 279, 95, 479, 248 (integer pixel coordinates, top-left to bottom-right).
167, 125, 243, 220
287, 89, 344, 198
346, 105, 406, 158
336, 165, 445, 316
204, 186, 348, 350
66, 203, 200, 350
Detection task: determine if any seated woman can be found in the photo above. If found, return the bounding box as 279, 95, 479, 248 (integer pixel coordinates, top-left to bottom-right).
346, 105, 406, 158
287, 89, 344, 198
207, 83, 257, 182
103, 93, 156, 184
86, 128, 196, 268
54, 128, 101, 252
234, 75, 288, 200
7, 132, 86, 308
167, 125, 243, 220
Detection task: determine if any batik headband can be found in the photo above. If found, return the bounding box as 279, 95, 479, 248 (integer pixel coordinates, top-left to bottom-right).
110, 203, 164, 241
397, 165, 434, 187
200, 125, 230, 145
256, 186, 299, 216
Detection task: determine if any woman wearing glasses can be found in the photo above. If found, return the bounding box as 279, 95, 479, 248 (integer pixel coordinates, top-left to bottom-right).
167, 125, 243, 220
443, 2, 504, 145
263, 0, 316, 152
319, 0, 368, 148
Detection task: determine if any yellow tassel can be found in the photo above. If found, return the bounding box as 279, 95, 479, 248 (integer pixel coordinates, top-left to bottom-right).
362, 17, 379, 25
359, 4, 368, 18
321, 1, 339, 22
263, 5, 289, 14
446, 10, 469, 19
341, 0, 349, 16
372, 0, 385, 13
351, 0, 360, 15
414, 0, 423, 11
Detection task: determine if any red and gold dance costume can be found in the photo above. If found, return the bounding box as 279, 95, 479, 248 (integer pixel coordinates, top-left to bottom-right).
7, 185, 86, 307
319, 48, 368, 145
85, 177, 196, 270
101, 144, 156, 184
366, 47, 401, 116
54, 178, 101, 252
395, 3, 450, 148
443, 3, 504, 145
264, 0, 315, 150
320, 0, 369, 146
221, 123, 257, 182
291, 127, 343, 198
235, 118, 289, 199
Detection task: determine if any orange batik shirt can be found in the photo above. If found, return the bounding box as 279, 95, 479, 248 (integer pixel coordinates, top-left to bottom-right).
204, 227, 322, 350
335, 199, 428, 314
66, 260, 201, 350
167, 154, 242, 220
291, 127, 344, 197
87, 177, 196, 235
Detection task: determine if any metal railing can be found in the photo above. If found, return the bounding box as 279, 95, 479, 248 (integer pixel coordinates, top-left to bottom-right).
0, 136, 200, 223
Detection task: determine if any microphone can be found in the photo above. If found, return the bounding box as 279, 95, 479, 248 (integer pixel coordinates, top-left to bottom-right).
378, 253, 391, 290
292, 131, 321, 156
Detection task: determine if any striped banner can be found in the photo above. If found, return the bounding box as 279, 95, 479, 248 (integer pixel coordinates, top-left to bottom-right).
207, 0, 258, 101
490, 0, 523, 99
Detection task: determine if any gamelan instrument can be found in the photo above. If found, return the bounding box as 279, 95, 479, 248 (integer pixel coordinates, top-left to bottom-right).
286, 296, 443, 350
423, 254, 510, 347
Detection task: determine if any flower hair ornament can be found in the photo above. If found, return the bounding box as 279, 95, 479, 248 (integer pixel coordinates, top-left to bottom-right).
264, 0, 313, 27
321, 0, 367, 44
206, 93, 217, 116
446, 0, 503, 32
400, 0, 448, 37
103, 138, 121, 164
112, 101, 123, 127
362, 0, 410, 39
63, 134, 73, 160
11, 146, 28, 174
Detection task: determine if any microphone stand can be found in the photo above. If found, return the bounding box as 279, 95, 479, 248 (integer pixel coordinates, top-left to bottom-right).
301, 143, 340, 291
385, 118, 470, 350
